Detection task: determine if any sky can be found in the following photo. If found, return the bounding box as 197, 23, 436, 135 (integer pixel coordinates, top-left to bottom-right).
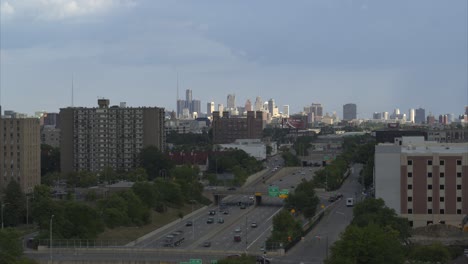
0, 0, 467, 118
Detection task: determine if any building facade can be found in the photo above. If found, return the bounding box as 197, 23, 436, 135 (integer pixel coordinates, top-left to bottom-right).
212, 111, 265, 144
60, 99, 165, 174
41, 126, 61, 148
375, 137, 468, 228
207, 102, 215, 117
343, 103, 357, 121
415, 108, 426, 124
0, 118, 41, 193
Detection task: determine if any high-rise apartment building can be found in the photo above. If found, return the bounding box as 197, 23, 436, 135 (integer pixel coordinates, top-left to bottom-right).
207, 102, 215, 117
227, 94, 236, 109
0, 118, 40, 193
60, 99, 165, 174
43, 113, 60, 128
375, 137, 468, 227
415, 108, 426, 124
343, 103, 357, 121
212, 111, 265, 144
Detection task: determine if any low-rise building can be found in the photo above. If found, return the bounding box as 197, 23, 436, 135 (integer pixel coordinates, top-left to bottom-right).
219, 139, 268, 160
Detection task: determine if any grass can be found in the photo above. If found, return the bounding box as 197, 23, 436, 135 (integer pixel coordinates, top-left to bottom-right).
96, 204, 204, 242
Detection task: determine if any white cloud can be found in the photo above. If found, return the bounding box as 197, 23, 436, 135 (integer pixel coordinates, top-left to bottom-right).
1, 0, 136, 20
0, 1, 15, 16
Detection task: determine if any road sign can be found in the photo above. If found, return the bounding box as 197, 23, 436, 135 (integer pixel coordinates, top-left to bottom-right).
190, 259, 202, 264
268, 186, 279, 197
280, 189, 289, 195
279, 194, 288, 199
255, 192, 262, 196
210, 261, 218, 264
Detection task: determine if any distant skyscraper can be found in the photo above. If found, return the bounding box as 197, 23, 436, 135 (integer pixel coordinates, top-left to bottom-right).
186, 89, 192, 103
192, 100, 201, 116
218, 104, 224, 116
207, 102, 215, 117
427, 113, 435, 124
394, 108, 400, 115
465, 106, 468, 115
245, 99, 252, 112
268, 99, 275, 115
227, 94, 236, 109
373, 112, 382, 120
254, 96, 263, 111
310, 103, 323, 122
409, 109, 415, 123
415, 108, 425, 124
343, 103, 357, 121
283, 105, 290, 118
383, 112, 389, 120
177, 99, 186, 118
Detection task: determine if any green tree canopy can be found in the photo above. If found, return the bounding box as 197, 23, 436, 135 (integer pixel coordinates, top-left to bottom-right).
40, 144, 60, 176
407, 243, 451, 263
2, 181, 26, 226
139, 146, 175, 180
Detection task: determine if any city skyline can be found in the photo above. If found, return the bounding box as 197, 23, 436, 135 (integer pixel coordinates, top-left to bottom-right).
0, 0, 467, 117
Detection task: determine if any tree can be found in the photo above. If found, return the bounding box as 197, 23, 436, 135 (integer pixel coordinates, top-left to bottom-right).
126, 168, 148, 182
268, 210, 302, 245
0, 229, 23, 263
285, 180, 319, 219
407, 243, 451, 263
139, 146, 174, 180
352, 198, 411, 242
2, 181, 26, 226
40, 144, 60, 176
326, 224, 405, 264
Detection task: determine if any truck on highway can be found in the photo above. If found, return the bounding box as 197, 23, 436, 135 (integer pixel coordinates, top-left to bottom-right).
346, 198, 354, 207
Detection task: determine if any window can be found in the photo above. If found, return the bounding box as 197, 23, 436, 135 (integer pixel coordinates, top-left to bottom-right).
457, 160, 462, 165
427, 160, 433, 165
457, 209, 462, 214
440, 209, 445, 214
428, 184, 433, 190
428, 172, 433, 178
457, 172, 462, 178
428, 209, 433, 214
408, 172, 413, 178
439, 160, 445, 166
407, 160, 413, 166
408, 197, 413, 202
440, 172, 445, 178
440, 197, 445, 202
407, 209, 413, 214
440, 184, 445, 190
457, 197, 462, 202
457, 185, 462, 190
428, 196, 433, 202
408, 184, 413, 190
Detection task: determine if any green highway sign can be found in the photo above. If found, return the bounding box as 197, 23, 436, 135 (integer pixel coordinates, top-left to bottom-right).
268, 186, 279, 197
280, 189, 289, 195
189, 260, 202, 264
210, 261, 218, 264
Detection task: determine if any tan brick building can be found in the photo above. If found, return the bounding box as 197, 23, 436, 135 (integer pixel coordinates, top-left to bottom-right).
0, 118, 41, 194
60, 99, 165, 173
212, 111, 265, 144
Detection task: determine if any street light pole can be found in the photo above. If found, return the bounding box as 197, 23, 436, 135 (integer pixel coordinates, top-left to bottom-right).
50, 215, 55, 261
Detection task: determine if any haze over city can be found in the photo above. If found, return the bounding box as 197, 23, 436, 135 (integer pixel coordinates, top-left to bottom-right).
0, 0, 467, 117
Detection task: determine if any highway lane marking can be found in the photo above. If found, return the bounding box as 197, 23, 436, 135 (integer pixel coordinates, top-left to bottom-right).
246, 206, 283, 249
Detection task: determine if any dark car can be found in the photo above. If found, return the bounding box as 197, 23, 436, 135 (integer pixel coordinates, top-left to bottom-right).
206, 217, 214, 224
256, 256, 271, 264
227, 187, 236, 191
233, 235, 241, 242
209, 210, 216, 215
328, 196, 336, 202
185, 221, 193, 226
203, 241, 211, 247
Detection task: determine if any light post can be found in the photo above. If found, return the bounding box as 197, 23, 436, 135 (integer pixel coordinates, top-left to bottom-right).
50, 215, 55, 261
1, 202, 10, 229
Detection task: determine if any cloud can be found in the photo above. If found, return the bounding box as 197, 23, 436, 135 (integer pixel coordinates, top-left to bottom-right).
0, 0, 136, 20
0, 1, 15, 16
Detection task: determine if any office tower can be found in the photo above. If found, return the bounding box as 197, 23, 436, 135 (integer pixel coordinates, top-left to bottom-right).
375, 138, 468, 227
245, 99, 252, 112
343, 103, 357, 121
409, 109, 415, 123
415, 108, 426, 124
283, 105, 290, 118
254, 96, 263, 111
177, 99, 186, 118
395, 108, 400, 115
186, 89, 192, 103
207, 102, 215, 117
267, 99, 275, 115
373, 112, 382, 120
60, 99, 165, 174
427, 113, 435, 124
212, 111, 265, 144
465, 106, 468, 115
218, 104, 224, 116
227, 94, 236, 109
43, 113, 60, 128
383, 112, 389, 120
0, 118, 41, 193
310, 103, 323, 122
192, 100, 201, 116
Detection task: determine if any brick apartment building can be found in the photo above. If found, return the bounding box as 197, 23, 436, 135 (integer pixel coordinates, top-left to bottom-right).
375, 136, 468, 228
60, 99, 165, 173
211, 111, 265, 144
0, 118, 41, 193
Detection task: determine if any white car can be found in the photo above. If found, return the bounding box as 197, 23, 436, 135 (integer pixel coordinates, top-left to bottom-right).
235, 227, 242, 233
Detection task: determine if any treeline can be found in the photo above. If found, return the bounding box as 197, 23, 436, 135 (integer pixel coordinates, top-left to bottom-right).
0, 229, 38, 264
326, 198, 462, 264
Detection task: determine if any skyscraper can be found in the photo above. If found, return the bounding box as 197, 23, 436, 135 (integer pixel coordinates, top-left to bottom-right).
415, 108, 426, 124
409, 109, 415, 123
227, 94, 236, 109
218, 104, 224, 116
245, 99, 252, 112
310, 103, 323, 122
343, 103, 357, 121
207, 102, 215, 117
283, 105, 290, 118
192, 99, 201, 115
268, 98, 275, 115
254, 96, 263, 111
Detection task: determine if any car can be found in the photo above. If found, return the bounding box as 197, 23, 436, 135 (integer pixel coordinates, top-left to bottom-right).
328, 196, 336, 202
256, 256, 271, 264
209, 210, 216, 215
185, 221, 193, 226
207, 217, 214, 224
240, 204, 246, 209
336, 193, 343, 199
235, 227, 242, 233
227, 187, 236, 191
173, 230, 184, 236
218, 218, 224, 224
251, 222, 258, 228
279, 179, 283, 181
223, 210, 229, 215
203, 241, 211, 247
233, 235, 241, 242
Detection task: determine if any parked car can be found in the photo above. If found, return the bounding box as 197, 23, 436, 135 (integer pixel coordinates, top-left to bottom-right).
218, 218, 224, 224
185, 221, 193, 226
207, 217, 214, 224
